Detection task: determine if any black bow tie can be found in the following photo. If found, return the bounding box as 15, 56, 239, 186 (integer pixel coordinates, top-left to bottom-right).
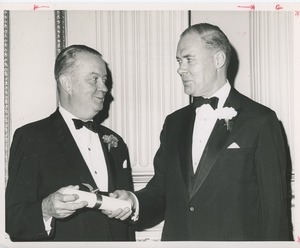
72, 119, 98, 133
192, 96, 219, 110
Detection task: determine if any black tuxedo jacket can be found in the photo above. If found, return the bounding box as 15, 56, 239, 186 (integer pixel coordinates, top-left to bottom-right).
136, 88, 290, 241
6, 109, 135, 241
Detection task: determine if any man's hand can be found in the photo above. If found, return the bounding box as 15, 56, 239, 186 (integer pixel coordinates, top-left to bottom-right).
102, 190, 135, 221
42, 185, 88, 220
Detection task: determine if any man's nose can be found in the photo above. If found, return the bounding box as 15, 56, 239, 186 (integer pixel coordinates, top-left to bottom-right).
177, 62, 187, 76
97, 80, 108, 93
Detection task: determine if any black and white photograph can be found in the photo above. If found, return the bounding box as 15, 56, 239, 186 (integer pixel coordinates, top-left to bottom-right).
1, 1, 300, 248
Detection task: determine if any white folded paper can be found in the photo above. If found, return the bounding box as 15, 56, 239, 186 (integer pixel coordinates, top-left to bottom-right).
61, 188, 131, 212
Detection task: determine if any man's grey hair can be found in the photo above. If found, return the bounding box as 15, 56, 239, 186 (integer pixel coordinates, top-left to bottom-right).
181, 23, 232, 68
54, 44, 103, 83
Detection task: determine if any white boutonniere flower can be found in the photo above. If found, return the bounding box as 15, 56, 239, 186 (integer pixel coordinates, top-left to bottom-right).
215, 107, 237, 131
102, 134, 119, 152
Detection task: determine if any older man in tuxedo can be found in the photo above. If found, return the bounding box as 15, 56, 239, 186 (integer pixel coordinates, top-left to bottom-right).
6, 45, 135, 241
105, 23, 290, 241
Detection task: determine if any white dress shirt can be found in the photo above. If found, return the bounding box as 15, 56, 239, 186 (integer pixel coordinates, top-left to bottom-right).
192, 81, 231, 172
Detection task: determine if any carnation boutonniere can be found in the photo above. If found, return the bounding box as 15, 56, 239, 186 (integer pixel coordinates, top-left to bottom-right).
102, 134, 119, 152
215, 107, 237, 131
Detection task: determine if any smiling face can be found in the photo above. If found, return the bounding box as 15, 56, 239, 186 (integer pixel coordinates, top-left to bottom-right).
60, 52, 108, 120
176, 32, 220, 98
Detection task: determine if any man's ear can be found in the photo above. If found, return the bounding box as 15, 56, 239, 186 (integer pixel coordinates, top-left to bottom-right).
214, 51, 226, 69
59, 75, 72, 95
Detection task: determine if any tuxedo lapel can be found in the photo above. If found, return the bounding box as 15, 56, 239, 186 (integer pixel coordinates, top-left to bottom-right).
50, 109, 98, 190
178, 106, 196, 196
189, 118, 230, 199
189, 88, 243, 200
97, 127, 116, 192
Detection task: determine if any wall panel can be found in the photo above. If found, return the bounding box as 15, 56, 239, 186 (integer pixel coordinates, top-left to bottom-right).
9, 11, 57, 136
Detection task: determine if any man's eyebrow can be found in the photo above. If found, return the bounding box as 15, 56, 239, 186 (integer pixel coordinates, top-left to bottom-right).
90, 72, 100, 76
184, 54, 195, 58
90, 72, 108, 78
176, 54, 195, 59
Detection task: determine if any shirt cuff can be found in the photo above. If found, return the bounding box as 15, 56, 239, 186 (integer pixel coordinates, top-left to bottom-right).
43, 216, 53, 235
128, 191, 139, 222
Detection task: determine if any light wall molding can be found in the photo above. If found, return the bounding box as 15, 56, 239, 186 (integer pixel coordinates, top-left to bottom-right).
4, 10, 10, 185
55, 10, 66, 56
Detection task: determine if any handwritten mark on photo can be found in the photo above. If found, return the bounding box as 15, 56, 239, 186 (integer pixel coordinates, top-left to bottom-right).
33, 4, 50, 11
237, 4, 255, 11
275, 4, 283, 10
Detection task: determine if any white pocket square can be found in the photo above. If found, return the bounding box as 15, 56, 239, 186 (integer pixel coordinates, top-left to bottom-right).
227, 142, 240, 149
122, 159, 128, 169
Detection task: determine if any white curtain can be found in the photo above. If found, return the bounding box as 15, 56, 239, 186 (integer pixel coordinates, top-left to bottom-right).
250, 11, 296, 239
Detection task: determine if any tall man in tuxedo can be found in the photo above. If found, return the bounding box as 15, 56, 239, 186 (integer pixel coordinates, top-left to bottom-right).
105, 23, 290, 241
6, 45, 135, 241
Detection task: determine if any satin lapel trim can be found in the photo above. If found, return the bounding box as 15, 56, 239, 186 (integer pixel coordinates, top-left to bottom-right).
189, 118, 230, 200
51, 110, 98, 189
178, 106, 195, 198
98, 128, 116, 192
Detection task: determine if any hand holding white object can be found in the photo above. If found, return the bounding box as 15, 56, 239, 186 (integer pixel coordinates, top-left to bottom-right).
60, 187, 131, 212
102, 190, 136, 221
42, 185, 88, 221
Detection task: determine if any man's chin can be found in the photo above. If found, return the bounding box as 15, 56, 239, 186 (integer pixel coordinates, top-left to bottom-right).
184, 87, 193, 96
95, 104, 104, 113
